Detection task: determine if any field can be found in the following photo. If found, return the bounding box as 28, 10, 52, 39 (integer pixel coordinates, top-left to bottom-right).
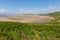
0, 12, 60, 40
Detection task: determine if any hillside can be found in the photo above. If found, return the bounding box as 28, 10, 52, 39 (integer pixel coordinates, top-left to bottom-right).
49, 11, 60, 15
38, 11, 60, 20
49, 12, 60, 20
0, 12, 60, 40
0, 11, 60, 23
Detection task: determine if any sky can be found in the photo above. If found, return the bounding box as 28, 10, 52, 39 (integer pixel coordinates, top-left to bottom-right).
0, 0, 60, 14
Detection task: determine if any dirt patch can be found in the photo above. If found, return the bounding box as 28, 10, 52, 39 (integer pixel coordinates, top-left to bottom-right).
0, 15, 55, 23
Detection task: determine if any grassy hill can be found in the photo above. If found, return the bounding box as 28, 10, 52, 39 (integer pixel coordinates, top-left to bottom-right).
38, 11, 60, 20
48, 11, 60, 20
0, 11, 60, 40
49, 11, 60, 16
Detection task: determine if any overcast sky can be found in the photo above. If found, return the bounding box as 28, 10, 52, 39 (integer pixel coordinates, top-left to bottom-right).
0, 0, 60, 14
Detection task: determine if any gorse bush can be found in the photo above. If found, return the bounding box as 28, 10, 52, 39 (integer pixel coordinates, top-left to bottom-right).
0, 21, 60, 40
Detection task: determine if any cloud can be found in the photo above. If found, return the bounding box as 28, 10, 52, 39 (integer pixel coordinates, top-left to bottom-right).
27, 9, 36, 13
0, 9, 7, 13
48, 6, 53, 10
55, 6, 60, 11
19, 5, 60, 14
40, 5, 60, 13
49, 5, 60, 12
19, 8, 40, 14
19, 8, 27, 13
20, 8, 24, 12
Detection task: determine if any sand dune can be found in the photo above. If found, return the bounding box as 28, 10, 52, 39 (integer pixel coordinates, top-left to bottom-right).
0, 15, 55, 23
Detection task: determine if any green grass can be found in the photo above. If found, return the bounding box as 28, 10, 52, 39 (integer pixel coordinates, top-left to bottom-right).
0, 21, 60, 40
